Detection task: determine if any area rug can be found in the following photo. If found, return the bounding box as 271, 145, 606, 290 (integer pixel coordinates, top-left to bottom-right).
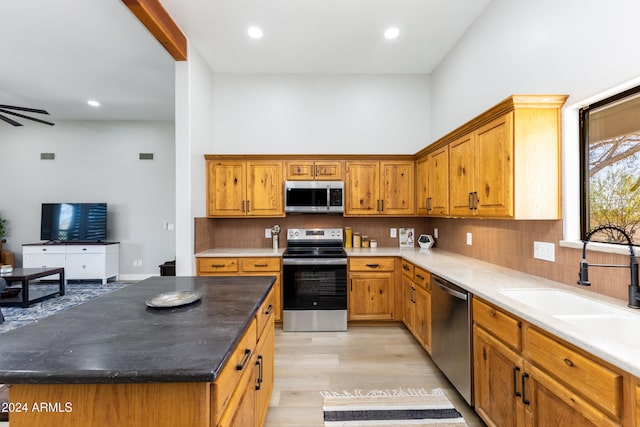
0, 281, 132, 334
321, 387, 468, 426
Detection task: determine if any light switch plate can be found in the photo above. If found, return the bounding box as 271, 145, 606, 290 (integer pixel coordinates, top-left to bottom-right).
265, 228, 272, 238
390, 228, 397, 238
433, 228, 439, 239
534, 241, 555, 262
466, 232, 472, 246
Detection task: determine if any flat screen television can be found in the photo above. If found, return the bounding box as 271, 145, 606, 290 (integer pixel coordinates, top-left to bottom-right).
40, 203, 107, 242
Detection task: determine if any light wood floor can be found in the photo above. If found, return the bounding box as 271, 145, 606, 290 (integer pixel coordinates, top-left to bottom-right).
265, 324, 486, 427
0, 325, 485, 427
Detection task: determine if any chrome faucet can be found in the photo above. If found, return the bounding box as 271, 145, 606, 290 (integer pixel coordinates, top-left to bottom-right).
578, 225, 640, 308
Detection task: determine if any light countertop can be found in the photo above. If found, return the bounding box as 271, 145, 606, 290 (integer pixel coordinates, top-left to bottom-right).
196, 246, 640, 377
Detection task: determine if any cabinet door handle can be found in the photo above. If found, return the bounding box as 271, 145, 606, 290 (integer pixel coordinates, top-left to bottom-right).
242, 200, 246, 213
236, 349, 252, 371
403, 264, 410, 271
427, 197, 432, 211
380, 199, 384, 212
468, 192, 474, 209
210, 263, 227, 268
521, 372, 530, 405
513, 366, 521, 397
563, 358, 574, 367
254, 263, 268, 267
255, 355, 263, 390
264, 304, 274, 315
416, 274, 425, 281
365, 263, 380, 268
247, 200, 250, 213
473, 192, 479, 210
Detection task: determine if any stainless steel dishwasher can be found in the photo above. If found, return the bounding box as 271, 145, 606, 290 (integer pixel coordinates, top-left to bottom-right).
430, 274, 472, 405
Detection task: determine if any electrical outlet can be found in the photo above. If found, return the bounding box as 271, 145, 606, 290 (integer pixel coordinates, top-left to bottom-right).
434, 228, 439, 239
466, 232, 472, 246
534, 241, 555, 262
265, 228, 272, 238
390, 228, 397, 238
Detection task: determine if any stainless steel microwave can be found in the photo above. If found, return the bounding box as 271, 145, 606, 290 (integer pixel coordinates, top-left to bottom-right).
284, 181, 344, 213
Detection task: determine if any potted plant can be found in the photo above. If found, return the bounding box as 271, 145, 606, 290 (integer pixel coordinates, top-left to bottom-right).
0, 216, 7, 251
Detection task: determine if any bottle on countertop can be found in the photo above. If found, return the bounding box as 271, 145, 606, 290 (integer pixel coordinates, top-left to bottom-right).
344, 227, 353, 248
353, 232, 361, 248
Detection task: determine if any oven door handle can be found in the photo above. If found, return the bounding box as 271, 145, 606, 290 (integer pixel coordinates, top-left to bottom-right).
283, 258, 348, 266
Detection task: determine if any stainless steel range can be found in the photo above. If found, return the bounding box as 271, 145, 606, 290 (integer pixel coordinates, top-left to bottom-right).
282, 228, 347, 332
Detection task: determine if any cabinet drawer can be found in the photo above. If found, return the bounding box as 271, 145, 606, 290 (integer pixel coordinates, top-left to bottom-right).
23, 245, 66, 255
473, 298, 521, 351
413, 266, 430, 290
401, 260, 414, 278
240, 257, 280, 272
256, 287, 276, 337
65, 245, 107, 254
197, 258, 239, 274
350, 257, 395, 272
212, 319, 257, 426
525, 326, 623, 419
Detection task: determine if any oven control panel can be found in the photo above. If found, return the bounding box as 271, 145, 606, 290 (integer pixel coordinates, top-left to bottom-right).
287, 228, 343, 241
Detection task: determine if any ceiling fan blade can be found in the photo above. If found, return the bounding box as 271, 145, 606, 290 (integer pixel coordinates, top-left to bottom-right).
0, 113, 23, 126
0, 108, 55, 126
0, 105, 50, 115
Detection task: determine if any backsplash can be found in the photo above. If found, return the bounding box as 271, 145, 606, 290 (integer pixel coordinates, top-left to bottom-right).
428, 218, 630, 301
195, 216, 631, 301
194, 216, 429, 251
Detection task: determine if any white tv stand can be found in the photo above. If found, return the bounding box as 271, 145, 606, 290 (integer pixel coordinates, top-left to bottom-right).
23, 242, 119, 284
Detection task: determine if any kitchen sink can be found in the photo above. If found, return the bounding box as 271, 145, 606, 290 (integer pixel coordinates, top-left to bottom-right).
499, 288, 640, 347
498, 288, 624, 316
554, 313, 640, 346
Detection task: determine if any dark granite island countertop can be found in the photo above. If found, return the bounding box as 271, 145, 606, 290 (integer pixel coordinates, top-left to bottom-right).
0, 275, 275, 384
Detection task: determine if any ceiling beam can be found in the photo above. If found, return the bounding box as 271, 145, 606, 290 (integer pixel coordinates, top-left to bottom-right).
122, 0, 187, 61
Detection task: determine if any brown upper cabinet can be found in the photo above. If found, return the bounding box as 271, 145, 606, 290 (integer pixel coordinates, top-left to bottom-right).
419, 94, 567, 220
207, 159, 284, 217
415, 147, 449, 217
345, 160, 415, 216
284, 160, 343, 180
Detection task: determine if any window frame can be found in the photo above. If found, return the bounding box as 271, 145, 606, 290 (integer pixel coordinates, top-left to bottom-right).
579, 84, 640, 241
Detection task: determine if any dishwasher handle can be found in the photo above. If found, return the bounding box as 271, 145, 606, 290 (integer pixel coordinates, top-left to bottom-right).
433, 276, 468, 301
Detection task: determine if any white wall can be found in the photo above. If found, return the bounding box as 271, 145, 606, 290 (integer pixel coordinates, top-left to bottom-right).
175, 41, 215, 275
211, 74, 431, 154
0, 121, 175, 279
430, 0, 640, 140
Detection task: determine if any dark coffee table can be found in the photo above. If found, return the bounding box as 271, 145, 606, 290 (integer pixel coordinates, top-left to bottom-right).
0, 268, 65, 308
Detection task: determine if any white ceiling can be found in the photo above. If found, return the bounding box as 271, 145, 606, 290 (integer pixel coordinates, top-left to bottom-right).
1, 0, 490, 123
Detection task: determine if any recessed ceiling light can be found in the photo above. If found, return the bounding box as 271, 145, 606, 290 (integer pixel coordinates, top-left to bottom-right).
87, 100, 100, 107
248, 26, 263, 39
384, 27, 400, 40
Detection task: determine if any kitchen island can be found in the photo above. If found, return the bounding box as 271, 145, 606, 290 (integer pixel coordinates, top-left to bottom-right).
0, 275, 276, 427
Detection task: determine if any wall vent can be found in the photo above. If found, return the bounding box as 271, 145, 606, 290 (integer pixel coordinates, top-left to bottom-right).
139, 152, 154, 161
40, 152, 55, 160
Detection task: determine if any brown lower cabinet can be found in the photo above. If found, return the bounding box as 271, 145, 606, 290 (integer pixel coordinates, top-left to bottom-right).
473, 297, 632, 427
348, 257, 396, 321
216, 287, 275, 427
401, 260, 431, 353
197, 257, 282, 322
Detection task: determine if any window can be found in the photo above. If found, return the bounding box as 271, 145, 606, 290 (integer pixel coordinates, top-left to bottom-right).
580, 85, 640, 244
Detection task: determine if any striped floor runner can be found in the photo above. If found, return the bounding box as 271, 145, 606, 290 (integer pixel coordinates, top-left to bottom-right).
321, 387, 468, 426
